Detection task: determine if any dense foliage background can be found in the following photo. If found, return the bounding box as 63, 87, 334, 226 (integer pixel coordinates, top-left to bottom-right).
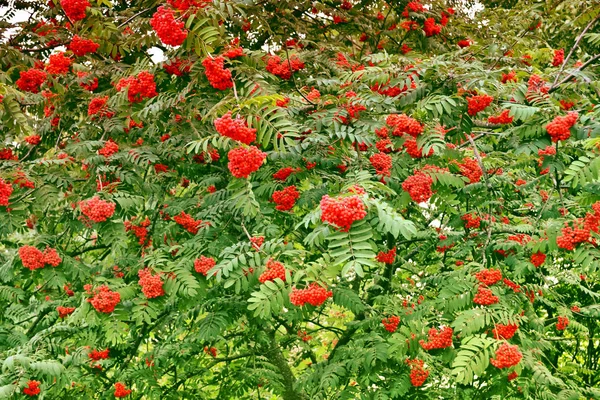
1, 0, 600, 398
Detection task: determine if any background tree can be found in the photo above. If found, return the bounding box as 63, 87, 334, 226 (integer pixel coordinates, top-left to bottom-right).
0, 0, 599, 399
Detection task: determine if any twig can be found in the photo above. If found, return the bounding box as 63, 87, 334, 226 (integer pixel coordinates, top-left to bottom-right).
118, 7, 153, 28
549, 53, 600, 92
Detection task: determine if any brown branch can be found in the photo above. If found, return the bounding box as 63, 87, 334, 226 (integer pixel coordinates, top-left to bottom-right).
549, 53, 600, 92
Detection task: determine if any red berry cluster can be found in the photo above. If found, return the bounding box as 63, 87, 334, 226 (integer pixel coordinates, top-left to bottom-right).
289, 283, 333, 307
419, 326, 454, 350
124, 216, 151, 247
150, 6, 187, 46
320, 195, 367, 232
530, 251, 546, 267
457, 157, 483, 183
88, 285, 121, 313
57, 306, 75, 318
89, 348, 109, 360
68, 35, 99, 56
403, 136, 433, 158
473, 286, 499, 306
266, 55, 305, 79
250, 236, 264, 251
490, 343, 522, 369
475, 268, 502, 286
98, 140, 119, 158
24, 135, 41, 145
60, 0, 90, 21
78, 71, 98, 91
369, 152, 392, 177
0, 178, 12, 206
551, 48, 564, 67
546, 112, 578, 142
402, 171, 433, 203
273, 167, 301, 181
16, 68, 47, 93
527, 74, 549, 95
466, 94, 494, 115
204, 346, 218, 357
382, 316, 400, 333
298, 330, 312, 342
259, 259, 286, 283
114, 382, 132, 398
501, 71, 517, 83
559, 99, 575, 110
223, 46, 244, 59
164, 58, 192, 76
79, 196, 116, 222
462, 213, 481, 229
202, 56, 233, 90
194, 255, 216, 276
492, 323, 519, 339
214, 112, 256, 144
406, 359, 429, 386
556, 316, 569, 331
45, 52, 72, 75
173, 211, 204, 234
88, 96, 113, 118
19, 246, 62, 270
167, 0, 211, 11
488, 109, 514, 124
138, 268, 164, 299
458, 39, 472, 48
507, 371, 518, 381
23, 380, 41, 396
272, 186, 300, 211
227, 146, 267, 178
376, 247, 396, 264
386, 114, 423, 137
116, 71, 158, 103
423, 17, 442, 36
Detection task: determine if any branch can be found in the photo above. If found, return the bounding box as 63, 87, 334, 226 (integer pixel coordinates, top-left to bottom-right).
118, 7, 153, 28
549, 53, 600, 92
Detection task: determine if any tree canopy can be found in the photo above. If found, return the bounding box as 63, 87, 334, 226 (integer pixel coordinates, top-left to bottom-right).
1, 0, 600, 398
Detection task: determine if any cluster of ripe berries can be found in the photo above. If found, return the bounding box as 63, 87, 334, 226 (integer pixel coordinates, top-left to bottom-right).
114, 382, 132, 398
23, 380, 41, 396
461, 213, 481, 229
16, 68, 47, 93
386, 113, 423, 137
272, 186, 300, 211
259, 259, 286, 283
406, 359, 429, 386
88, 96, 112, 118
265, 55, 305, 79
173, 211, 205, 234
456, 157, 483, 183
490, 343, 522, 369
98, 140, 119, 158
45, 53, 72, 75
273, 166, 301, 181
492, 323, 519, 339
556, 316, 569, 331
376, 247, 396, 264
116, 71, 158, 103
289, 283, 333, 307
87, 285, 121, 313
164, 58, 192, 76
18, 246, 62, 270
78, 71, 98, 91
382, 316, 400, 332
552, 49, 564, 67
530, 251, 546, 267
88, 348, 110, 360
557, 201, 600, 250
167, 0, 212, 11
546, 112, 578, 142
138, 268, 165, 299
150, 6, 187, 46
56, 306, 75, 318
214, 112, 256, 144
402, 171, 433, 203
124, 216, 152, 247
0, 178, 13, 206
488, 109, 514, 124
60, 0, 90, 21
202, 56, 233, 90
68, 35, 99, 56
194, 255, 216, 276
473, 286, 499, 306
227, 146, 267, 178
466, 94, 494, 115
419, 326, 453, 350
369, 152, 392, 177
320, 195, 367, 232
79, 196, 115, 223
475, 268, 502, 286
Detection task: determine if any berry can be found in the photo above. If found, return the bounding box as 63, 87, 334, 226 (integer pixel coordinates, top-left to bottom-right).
386, 114, 423, 137
167, 0, 211, 10
89, 348, 109, 360
530, 251, 546, 267
88, 285, 120, 313
556, 316, 569, 331
402, 171, 433, 203
266, 55, 305, 79
501, 71, 517, 83
16, 68, 47, 93
490, 343, 522, 369
24, 135, 41, 145
45, 52, 72, 75
406, 359, 429, 386
68, 35, 99, 56
116, 71, 158, 103
150, 6, 187, 46
419, 326, 453, 350
369, 152, 392, 177
272, 186, 300, 211
546, 112, 578, 142
164, 58, 192, 76
60, 0, 90, 21
138, 268, 164, 298
466, 94, 494, 115
475, 268, 502, 286
488, 109, 513, 124
289, 283, 333, 306
114, 382, 132, 398
462, 213, 481, 229
551, 49, 564, 67
227, 146, 267, 178
457, 157, 483, 183
78, 72, 98, 91
194, 255, 216, 276
214, 112, 256, 143
43, 247, 62, 267
79, 197, 116, 222
320, 195, 367, 231
259, 259, 286, 283
250, 236, 264, 251
124, 217, 151, 247
173, 211, 204, 234
19, 246, 45, 270
508, 371, 518, 381
423, 17, 441, 37
382, 316, 400, 332
23, 380, 41, 396
202, 56, 233, 90
88, 96, 113, 118
0, 178, 13, 206
376, 247, 396, 264
473, 286, 499, 305
492, 323, 519, 339
273, 167, 301, 181
57, 306, 75, 318
98, 140, 119, 158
